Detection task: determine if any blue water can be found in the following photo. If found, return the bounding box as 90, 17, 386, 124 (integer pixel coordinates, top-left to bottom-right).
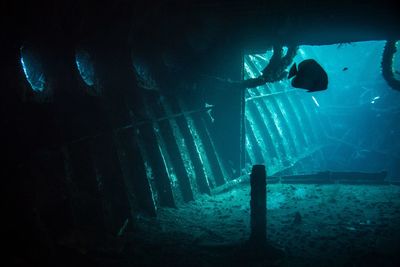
245, 41, 400, 180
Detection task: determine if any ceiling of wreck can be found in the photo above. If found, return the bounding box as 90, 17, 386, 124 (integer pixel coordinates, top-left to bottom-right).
5, 0, 400, 47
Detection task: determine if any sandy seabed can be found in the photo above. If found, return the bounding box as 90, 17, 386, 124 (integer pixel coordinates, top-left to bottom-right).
131, 183, 400, 267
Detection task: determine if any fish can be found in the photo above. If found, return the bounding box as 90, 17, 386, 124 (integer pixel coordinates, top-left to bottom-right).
342, 67, 348, 71
288, 59, 328, 92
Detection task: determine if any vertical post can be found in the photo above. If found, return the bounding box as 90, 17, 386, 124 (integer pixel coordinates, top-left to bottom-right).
249, 164, 267, 245
240, 50, 246, 175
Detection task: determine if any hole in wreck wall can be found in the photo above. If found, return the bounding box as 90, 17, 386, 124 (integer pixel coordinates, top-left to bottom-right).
20, 46, 46, 92
75, 50, 95, 87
